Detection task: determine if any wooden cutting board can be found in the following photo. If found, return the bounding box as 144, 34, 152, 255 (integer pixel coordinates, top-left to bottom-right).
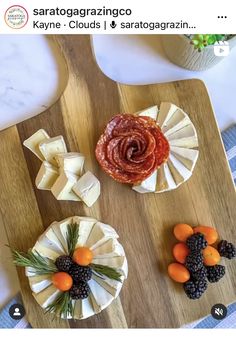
0, 35, 236, 328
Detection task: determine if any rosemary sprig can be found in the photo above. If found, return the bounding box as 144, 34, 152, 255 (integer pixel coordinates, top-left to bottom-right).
45, 291, 75, 319
67, 222, 80, 256
11, 248, 57, 275
91, 263, 122, 282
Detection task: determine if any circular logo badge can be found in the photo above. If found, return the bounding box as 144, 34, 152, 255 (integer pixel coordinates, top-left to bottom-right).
4, 5, 28, 29
9, 303, 26, 320
211, 303, 227, 320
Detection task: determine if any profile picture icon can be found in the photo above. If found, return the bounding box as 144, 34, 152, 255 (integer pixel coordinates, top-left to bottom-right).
9, 303, 25, 320
4, 5, 29, 29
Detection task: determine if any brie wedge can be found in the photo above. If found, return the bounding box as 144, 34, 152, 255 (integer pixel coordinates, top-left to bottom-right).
23, 129, 50, 161
72, 171, 100, 207
39, 136, 67, 166
137, 105, 158, 120
33, 241, 60, 260
37, 228, 66, 255
92, 274, 123, 298
86, 222, 119, 250
27, 216, 127, 320
35, 161, 59, 190
33, 284, 60, 309
28, 274, 52, 294
81, 296, 96, 319
157, 102, 178, 127
132, 170, 157, 193
88, 279, 114, 311
92, 238, 125, 258
51, 217, 73, 253
55, 152, 85, 176
133, 102, 199, 194
51, 171, 80, 201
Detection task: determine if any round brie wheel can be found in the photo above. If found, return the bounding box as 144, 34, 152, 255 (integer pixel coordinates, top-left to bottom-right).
26, 216, 128, 320
132, 103, 199, 193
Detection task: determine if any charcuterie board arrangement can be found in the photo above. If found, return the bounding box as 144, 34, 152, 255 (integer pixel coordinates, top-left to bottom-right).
12, 216, 127, 319
0, 36, 236, 328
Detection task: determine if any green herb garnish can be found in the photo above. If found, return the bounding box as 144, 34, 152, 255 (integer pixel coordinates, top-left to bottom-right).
45, 291, 75, 319
91, 263, 122, 282
11, 249, 57, 275
67, 222, 80, 256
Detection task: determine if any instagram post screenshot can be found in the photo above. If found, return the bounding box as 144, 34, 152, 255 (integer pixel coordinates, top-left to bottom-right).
0, 0, 235, 335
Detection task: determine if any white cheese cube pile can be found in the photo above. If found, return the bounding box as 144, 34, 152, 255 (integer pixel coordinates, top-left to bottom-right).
23, 130, 100, 207
26, 216, 128, 320
133, 103, 199, 194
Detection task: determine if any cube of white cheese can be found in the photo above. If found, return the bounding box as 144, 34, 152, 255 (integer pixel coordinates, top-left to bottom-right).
72, 171, 100, 207
51, 171, 80, 201
23, 129, 50, 161
39, 136, 67, 166
35, 161, 59, 190
55, 152, 85, 176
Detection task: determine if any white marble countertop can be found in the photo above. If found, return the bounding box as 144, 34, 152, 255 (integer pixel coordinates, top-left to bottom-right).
0, 34, 236, 310
93, 35, 236, 130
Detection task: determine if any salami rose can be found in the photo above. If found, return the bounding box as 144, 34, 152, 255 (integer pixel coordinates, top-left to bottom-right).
95, 114, 170, 184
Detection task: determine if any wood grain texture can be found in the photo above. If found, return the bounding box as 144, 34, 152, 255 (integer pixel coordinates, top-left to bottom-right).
0, 35, 236, 328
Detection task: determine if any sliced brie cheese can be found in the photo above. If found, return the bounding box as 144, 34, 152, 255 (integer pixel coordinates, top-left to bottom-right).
92, 274, 123, 298
75, 219, 96, 248
168, 154, 192, 184
162, 108, 185, 132
86, 222, 119, 250
163, 162, 177, 191
132, 170, 157, 194
92, 238, 125, 259
92, 256, 128, 278
55, 152, 85, 176
33, 284, 60, 309
51, 171, 80, 201
137, 105, 158, 120
171, 146, 199, 171
72, 171, 100, 207
39, 136, 67, 166
81, 296, 95, 319
156, 164, 169, 191
73, 300, 83, 319
25, 267, 37, 277
37, 228, 65, 255
33, 241, 60, 260
168, 124, 198, 148
88, 279, 114, 311
163, 115, 191, 137
35, 161, 59, 190
51, 217, 73, 253
28, 274, 52, 294
157, 102, 178, 127
23, 129, 50, 161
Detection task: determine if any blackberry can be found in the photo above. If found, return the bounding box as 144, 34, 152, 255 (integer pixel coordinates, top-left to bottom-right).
185, 252, 203, 273
218, 240, 236, 260
191, 266, 207, 281
69, 264, 92, 283
186, 233, 208, 252
55, 255, 73, 272
69, 282, 90, 299
184, 279, 207, 299
207, 265, 225, 283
